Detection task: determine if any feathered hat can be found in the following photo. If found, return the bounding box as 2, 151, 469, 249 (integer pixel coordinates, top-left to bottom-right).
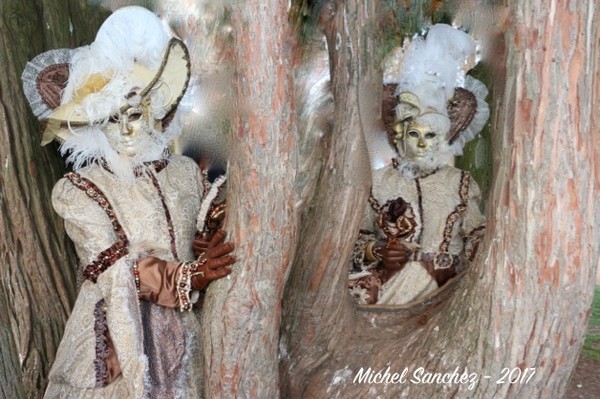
382, 24, 489, 156
22, 6, 191, 146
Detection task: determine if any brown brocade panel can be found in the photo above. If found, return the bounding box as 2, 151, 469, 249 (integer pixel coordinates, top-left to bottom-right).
36, 63, 70, 110
93, 299, 122, 386
439, 171, 470, 253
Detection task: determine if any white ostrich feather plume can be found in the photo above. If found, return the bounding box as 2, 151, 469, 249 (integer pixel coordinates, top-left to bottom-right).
62, 6, 171, 111
59, 116, 182, 183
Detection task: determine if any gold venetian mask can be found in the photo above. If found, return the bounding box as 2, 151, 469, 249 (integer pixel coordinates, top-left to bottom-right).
104, 99, 163, 157
393, 120, 441, 161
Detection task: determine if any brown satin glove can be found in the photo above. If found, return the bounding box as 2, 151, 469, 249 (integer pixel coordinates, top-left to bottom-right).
191, 230, 235, 290
374, 239, 409, 272
192, 231, 212, 257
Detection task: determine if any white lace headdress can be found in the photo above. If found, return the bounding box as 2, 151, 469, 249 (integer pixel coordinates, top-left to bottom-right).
384, 23, 490, 157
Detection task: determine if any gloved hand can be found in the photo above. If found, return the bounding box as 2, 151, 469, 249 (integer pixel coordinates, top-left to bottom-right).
373, 239, 409, 272
191, 230, 235, 290
192, 231, 213, 257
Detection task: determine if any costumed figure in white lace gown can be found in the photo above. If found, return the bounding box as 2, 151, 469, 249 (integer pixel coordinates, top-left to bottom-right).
348, 24, 489, 306
22, 7, 234, 398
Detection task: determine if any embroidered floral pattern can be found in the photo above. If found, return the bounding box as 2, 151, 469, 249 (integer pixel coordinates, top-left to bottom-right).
67, 172, 129, 283
434, 253, 453, 269
418, 251, 457, 267
93, 299, 110, 387
376, 197, 417, 241
348, 268, 388, 305
439, 171, 470, 253
464, 225, 485, 260
348, 286, 370, 305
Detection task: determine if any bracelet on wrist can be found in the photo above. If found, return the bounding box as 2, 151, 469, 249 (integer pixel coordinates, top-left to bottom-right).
177, 262, 194, 312
364, 241, 381, 262
132, 261, 141, 300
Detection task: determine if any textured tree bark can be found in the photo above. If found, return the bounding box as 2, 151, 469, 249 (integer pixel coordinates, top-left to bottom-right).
468, 1, 600, 396
0, 1, 108, 397
200, 0, 299, 397
279, 0, 377, 395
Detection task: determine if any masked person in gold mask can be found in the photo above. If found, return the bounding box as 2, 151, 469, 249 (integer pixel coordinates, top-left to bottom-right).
348, 24, 489, 306
22, 6, 234, 398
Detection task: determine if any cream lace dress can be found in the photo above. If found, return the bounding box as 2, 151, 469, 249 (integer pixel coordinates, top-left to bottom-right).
45, 154, 208, 399
350, 163, 486, 305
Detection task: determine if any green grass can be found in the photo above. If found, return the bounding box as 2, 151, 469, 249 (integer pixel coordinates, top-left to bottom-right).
582, 286, 600, 361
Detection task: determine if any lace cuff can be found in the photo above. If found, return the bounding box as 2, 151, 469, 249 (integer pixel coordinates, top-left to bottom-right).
176, 258, 207, 312
177, 262, 194, 312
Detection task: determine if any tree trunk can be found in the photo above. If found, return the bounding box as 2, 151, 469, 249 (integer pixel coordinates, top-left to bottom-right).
201, 0, 299, 397
0, 1, 109, 397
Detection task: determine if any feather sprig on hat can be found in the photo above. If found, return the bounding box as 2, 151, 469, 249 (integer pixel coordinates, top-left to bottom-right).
61, 6, 171, 124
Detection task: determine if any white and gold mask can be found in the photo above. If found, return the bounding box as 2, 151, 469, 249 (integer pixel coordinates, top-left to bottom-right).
394, 120, 442, 162
104, 101, 163, 158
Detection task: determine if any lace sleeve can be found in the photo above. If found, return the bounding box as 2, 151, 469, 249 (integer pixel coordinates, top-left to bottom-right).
52, 177, 122, 271
197, 174, 227, 233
